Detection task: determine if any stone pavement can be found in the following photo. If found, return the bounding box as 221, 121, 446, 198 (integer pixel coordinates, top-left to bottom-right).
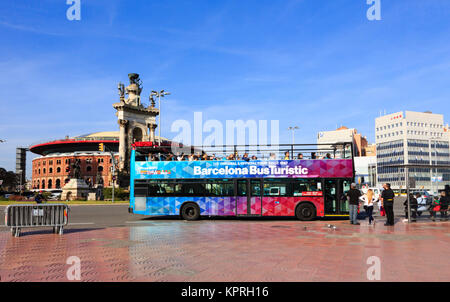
0, 218, 449, 282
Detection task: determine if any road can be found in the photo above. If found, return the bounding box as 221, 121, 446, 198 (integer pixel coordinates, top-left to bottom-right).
0, 196, 409, 230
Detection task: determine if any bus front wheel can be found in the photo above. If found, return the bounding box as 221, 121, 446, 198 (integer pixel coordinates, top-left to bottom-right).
296, 203, 316, 221
181, 203, 200, 221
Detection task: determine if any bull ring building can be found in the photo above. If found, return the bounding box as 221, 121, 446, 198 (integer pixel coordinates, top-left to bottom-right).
30, 132, 120, 190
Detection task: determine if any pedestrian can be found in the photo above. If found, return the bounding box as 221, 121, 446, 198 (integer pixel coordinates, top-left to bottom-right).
346, 183, 362, 225
403, 193, 418, 222
430, 195, 441, 222
439, 191, 449, 221
34, 191, 46, 204
380, 183, 395, 226
360, 189, 377, 225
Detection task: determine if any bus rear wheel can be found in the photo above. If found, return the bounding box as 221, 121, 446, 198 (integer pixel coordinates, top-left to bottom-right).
296, 203, 316, 221
181, 203, 200, 221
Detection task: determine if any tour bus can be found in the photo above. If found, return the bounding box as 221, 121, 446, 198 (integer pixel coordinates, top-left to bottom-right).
129, 142, 355, 221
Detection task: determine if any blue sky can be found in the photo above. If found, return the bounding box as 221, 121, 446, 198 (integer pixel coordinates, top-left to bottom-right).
0, 0, 450, 176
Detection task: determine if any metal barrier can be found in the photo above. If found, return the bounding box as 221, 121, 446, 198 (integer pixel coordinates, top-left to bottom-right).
4, 204, 69, 237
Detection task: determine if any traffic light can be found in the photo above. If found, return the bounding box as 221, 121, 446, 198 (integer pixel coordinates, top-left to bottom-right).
99, 143, 104, 152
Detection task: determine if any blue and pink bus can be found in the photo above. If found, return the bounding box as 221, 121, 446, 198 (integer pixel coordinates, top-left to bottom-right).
129, 143, 355, 221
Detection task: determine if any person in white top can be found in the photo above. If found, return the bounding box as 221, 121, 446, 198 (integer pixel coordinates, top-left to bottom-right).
359, 189, 378, 225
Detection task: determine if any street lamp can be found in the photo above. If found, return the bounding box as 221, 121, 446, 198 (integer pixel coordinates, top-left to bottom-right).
429, 135, 440, 196
287, 126, 299, 145
288, 126, 299, 160
151, 90, 171, 146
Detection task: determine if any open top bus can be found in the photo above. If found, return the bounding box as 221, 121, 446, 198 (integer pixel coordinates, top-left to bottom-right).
129, 142, 355, 221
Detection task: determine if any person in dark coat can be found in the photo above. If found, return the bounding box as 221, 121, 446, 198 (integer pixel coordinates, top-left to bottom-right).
404, 193, 418, 222
381, 183, 395, 226
346, 183, 362, 225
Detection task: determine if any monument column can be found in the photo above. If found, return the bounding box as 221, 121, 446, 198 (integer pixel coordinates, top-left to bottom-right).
148, 123, 157, 143
118, 119, 128, 170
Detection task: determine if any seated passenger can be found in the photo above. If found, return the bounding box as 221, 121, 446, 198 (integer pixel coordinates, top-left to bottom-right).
242, 153, 250, 162
269, 153, 276, 160
311, 152, 316, 159
251, 155, 258, 160
284, 151, 290, 160
297, 153, 303, 159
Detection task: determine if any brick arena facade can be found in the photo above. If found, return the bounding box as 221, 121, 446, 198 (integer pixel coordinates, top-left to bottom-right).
32, 153, 119, 190
29, 132, 119, 190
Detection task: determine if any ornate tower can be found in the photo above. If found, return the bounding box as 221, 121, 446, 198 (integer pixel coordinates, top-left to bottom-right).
113, 73, 159, 172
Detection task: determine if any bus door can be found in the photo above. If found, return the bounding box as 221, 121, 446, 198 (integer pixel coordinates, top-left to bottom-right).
324, 179, 351, 215
236, 179, 262, 216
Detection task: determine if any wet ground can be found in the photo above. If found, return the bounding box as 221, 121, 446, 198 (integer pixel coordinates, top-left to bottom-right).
1, 212, 449, 282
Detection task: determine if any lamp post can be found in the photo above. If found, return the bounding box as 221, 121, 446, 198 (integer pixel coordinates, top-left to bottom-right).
288, 126, 299, 159
428, 129, 440, 196
151, 90, 171, 146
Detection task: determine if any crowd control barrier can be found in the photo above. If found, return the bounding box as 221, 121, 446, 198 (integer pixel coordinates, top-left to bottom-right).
4, 204, 69, 237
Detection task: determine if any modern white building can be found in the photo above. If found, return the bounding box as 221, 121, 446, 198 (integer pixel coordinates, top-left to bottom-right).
375, 111, 450, 193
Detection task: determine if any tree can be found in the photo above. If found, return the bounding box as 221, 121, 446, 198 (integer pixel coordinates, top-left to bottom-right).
0, 167, 18, 192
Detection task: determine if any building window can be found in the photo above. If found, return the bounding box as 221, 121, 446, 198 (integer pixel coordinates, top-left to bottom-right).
48, 179, 52, 189
98, 166, 104, 173
56, 179, 61, 189
57, 167, 61, 173
43, 168, 46, 174
57, 160, 61, 165
86, 166, 92, 172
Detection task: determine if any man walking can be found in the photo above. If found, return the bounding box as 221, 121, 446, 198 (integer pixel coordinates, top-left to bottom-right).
346, 183, 361, 225
381, 183, 395, 226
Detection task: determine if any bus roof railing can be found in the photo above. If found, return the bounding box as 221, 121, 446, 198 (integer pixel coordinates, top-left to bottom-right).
133, 142, 355, 160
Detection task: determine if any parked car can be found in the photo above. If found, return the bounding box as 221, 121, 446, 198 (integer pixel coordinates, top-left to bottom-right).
412, 190, 433, 216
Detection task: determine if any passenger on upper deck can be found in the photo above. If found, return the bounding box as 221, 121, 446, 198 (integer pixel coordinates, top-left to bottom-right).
297, 153, 303, 159
242, 153, 250, 162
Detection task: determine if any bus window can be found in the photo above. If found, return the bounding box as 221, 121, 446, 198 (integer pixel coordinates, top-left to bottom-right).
237, 180, 247, 196
292, 179, 321, 196
205, 181, 234, 197
251, 180, 261, 196
263, 179, 289, 196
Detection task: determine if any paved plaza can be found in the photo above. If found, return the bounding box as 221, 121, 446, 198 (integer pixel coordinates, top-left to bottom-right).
0, 214, 449, 282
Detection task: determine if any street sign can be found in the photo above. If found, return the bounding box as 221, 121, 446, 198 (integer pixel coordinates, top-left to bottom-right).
431, 176, 443, 182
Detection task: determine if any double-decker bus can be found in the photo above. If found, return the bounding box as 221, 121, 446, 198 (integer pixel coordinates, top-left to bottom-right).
129, 143, 355, 221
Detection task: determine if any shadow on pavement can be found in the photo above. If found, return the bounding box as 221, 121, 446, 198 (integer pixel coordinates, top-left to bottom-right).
9, 227, 104, 237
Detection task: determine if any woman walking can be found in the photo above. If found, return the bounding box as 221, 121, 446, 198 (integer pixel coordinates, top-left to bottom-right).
360, 189, 377, 225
